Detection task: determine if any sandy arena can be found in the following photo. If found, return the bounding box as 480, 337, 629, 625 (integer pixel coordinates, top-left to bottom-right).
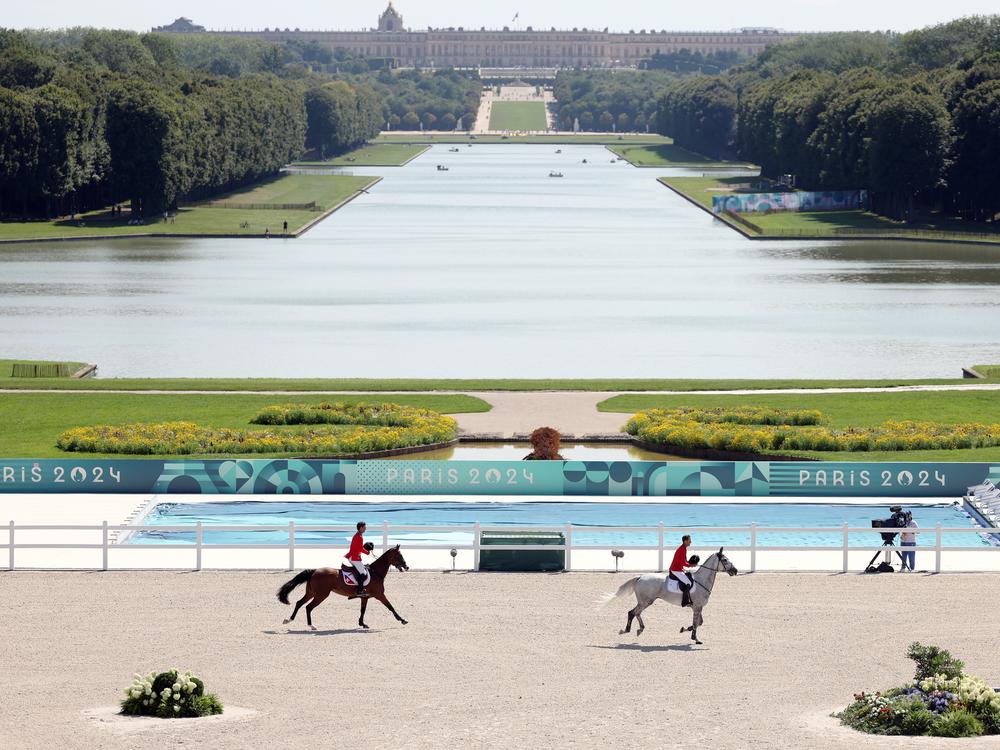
2, 571, 1000, 749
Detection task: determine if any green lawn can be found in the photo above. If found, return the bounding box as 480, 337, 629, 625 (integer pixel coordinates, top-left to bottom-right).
0, 359, 86, 378
661, 176, 1000, 245
292, 143, 429, 167
375, 133, 672, 145
0, 376, 984, 392
0, 174, 378, 242
599, 390, 1000, 461
0, 392, 490, 458
488, 102, 549, 131
609, 144, 753, 168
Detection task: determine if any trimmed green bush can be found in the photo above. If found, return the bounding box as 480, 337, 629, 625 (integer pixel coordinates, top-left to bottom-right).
908, 642, 964, 681
930, 710, 984, 738
626, 408, 1000, 454
121, 669, 223, 718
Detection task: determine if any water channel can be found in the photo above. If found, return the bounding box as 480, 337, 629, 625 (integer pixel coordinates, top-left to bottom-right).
2, 144, 999, 377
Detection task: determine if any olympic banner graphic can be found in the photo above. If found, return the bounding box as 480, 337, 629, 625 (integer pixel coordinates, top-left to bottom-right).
0, 459, 996, 497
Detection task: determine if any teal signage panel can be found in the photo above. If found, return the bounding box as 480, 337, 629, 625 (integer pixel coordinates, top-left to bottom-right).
0, 459, 997, 497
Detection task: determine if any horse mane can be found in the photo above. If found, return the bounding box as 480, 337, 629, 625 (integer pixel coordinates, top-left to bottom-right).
369, 546, 399, 575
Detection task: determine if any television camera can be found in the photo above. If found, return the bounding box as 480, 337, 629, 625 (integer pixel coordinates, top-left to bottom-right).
865, 506, 908, 573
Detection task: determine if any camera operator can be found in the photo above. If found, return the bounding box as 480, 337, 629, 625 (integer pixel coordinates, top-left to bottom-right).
900, 511, 918, 572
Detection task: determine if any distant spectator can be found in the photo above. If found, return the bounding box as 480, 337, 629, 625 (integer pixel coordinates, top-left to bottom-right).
901, 511, 918, 571
283, 220, 288, 233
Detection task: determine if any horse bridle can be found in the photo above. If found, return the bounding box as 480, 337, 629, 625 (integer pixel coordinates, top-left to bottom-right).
691, 556, 729, 595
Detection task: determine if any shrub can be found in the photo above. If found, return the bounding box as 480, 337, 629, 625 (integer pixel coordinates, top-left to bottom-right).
929, 710, 984, 738
121, 669, 223, 718
897, 698, 938, 735
624, 408, 1000, 454
908, 642, 964, 681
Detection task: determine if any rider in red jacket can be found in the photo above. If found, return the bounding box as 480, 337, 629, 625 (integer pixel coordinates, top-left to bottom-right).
669, 535, 699, 608
346, 521, 369, 597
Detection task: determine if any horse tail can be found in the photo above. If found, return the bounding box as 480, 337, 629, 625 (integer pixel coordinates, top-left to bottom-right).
599, 576, 640, 607
277, 569, 315, 605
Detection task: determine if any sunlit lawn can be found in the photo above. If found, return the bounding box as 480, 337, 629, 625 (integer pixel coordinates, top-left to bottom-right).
293, 143, 429, 167
489, 102, 548, 130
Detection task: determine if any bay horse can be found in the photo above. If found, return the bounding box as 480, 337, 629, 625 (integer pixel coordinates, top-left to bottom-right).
603, 548, 738, 644
277, 545, 409, 630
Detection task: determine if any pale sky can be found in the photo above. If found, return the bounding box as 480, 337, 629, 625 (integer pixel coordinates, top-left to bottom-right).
5, 0, 999, 34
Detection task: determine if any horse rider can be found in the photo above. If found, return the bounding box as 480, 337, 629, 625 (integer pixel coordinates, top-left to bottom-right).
669, 534, 700, 608
346, 521, 369, 597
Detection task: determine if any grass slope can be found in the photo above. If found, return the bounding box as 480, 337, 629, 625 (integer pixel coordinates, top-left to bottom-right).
376, 133, 673, 145
0, 393, 490, 458
0, 359, 86, 378
0, 174, 377, 242
293, 143, 428, 167
599, 390, 1000, 461
662, 176, 1000, 244
609, 144, 753, 168
0, 377, 984, 392
488, 102, 548, 131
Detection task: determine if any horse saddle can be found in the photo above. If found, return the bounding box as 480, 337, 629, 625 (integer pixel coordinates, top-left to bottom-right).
665, 576, 690, 594
341, 565, 371, 586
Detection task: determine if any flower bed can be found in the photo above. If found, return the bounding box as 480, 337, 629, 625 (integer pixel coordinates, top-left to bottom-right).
838, 643, 1000, 737
121, 669, 223, 718
57, 403, 458, 455
625, 408, 1000, 454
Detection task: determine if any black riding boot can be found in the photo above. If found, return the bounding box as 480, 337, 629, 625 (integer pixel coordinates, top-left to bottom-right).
355, 570, 367, 597
681, 588, 692, 608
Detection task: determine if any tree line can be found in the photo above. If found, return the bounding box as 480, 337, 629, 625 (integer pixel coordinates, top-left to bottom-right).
653, 18, 1000, 222
0, 29, 480, 218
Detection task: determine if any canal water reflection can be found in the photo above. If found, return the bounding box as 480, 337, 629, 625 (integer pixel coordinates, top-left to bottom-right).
1, 144, 999, 377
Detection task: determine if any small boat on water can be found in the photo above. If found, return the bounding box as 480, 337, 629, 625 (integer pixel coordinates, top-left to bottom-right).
448, 147, 460, 152
437, 165, 450, 171
549, 171, 564, 178
581, 158, 588, 164
555, 149, 562, 154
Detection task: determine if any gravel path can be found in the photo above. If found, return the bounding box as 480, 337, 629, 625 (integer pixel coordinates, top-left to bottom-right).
2, 571, 999, 749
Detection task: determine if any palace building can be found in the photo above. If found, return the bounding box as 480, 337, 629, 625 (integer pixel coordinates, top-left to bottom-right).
154, 3, 799, 69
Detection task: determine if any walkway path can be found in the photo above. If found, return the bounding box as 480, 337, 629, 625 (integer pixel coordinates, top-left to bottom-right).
4, 383, 1000, 438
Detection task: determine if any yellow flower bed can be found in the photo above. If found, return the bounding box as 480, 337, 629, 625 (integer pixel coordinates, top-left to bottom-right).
57, 404, 458, 456
625, 408, 1000, 453
252, 402, 439, 427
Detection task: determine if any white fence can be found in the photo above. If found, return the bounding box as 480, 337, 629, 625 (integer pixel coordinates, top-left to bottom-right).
4, 521, 999, 573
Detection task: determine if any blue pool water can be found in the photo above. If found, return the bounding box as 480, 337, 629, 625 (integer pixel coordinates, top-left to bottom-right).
129, 501, 994, 548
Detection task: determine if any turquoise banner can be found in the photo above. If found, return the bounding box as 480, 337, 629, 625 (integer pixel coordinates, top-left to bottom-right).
0, 459, 996, 497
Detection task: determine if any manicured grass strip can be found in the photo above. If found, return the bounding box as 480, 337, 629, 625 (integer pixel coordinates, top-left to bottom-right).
292, 143, 429, 167
0, 377, 986, 392
662, 176, 1000, 245
0, 174, 377, 242
598, 390, 1000, 461
489, 101, 548, 131
609, 144, 753, 168
0, 393, 489, 459
0, 359, 86, 378
972, 365, 1000, 378
375, 133, 673, 145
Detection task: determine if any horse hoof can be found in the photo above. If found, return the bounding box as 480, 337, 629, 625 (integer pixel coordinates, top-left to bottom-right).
310, 626, 317, 632
618, 629, 626, 635
695, 640, 703, 645
401, 620, 408, 625
282, 618, 290, 625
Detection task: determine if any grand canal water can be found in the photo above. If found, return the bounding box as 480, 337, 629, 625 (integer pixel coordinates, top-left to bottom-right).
2, 144, 999, 377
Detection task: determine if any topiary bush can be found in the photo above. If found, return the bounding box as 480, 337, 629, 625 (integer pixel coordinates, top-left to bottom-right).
120, 669, 223, 718
837, 643, 999, 738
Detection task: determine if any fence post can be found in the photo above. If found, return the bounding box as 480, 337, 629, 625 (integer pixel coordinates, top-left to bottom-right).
382, 520, 389, 554
935, 522, 942, 574
102, 520, 108, 571
195, 521, 203, 572
657, 521, 664, 572
750, 522, 757, 574
565, 523, 572, 572
473, 522, 481, 571
8, 520, 14, 571
842, 523, 849, 573
288, 521, 295, 571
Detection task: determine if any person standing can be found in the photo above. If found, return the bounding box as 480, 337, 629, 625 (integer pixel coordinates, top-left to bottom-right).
345, 521, 369, 596
668, 534, 699, 607
901, 512, 917, 572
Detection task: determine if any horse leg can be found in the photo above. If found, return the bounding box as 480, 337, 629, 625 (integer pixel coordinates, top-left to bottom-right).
690, 608, 703, 645
620, 604, 637, 634
376, 594, 407, 625
358, 597, 369, 629
620, 599, 651, 637
305, 591, 330, 632
284, 592, 311, 625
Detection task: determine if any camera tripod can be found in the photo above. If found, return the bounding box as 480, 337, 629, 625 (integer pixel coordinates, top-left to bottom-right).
865, 539, 909, 573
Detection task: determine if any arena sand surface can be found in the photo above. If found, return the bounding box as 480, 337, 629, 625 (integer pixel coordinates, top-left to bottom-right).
2, 572, 1000, 749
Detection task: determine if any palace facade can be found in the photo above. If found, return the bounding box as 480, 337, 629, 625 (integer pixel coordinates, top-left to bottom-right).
154, 3, 799, 69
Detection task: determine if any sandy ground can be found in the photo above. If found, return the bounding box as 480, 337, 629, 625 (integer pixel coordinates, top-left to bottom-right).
2, 571, 1000, 749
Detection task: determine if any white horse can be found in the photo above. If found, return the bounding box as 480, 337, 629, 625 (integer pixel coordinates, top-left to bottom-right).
604, 548, 738, 644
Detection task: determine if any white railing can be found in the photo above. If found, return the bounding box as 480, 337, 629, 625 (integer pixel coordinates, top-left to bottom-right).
4, 520, 999, 573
